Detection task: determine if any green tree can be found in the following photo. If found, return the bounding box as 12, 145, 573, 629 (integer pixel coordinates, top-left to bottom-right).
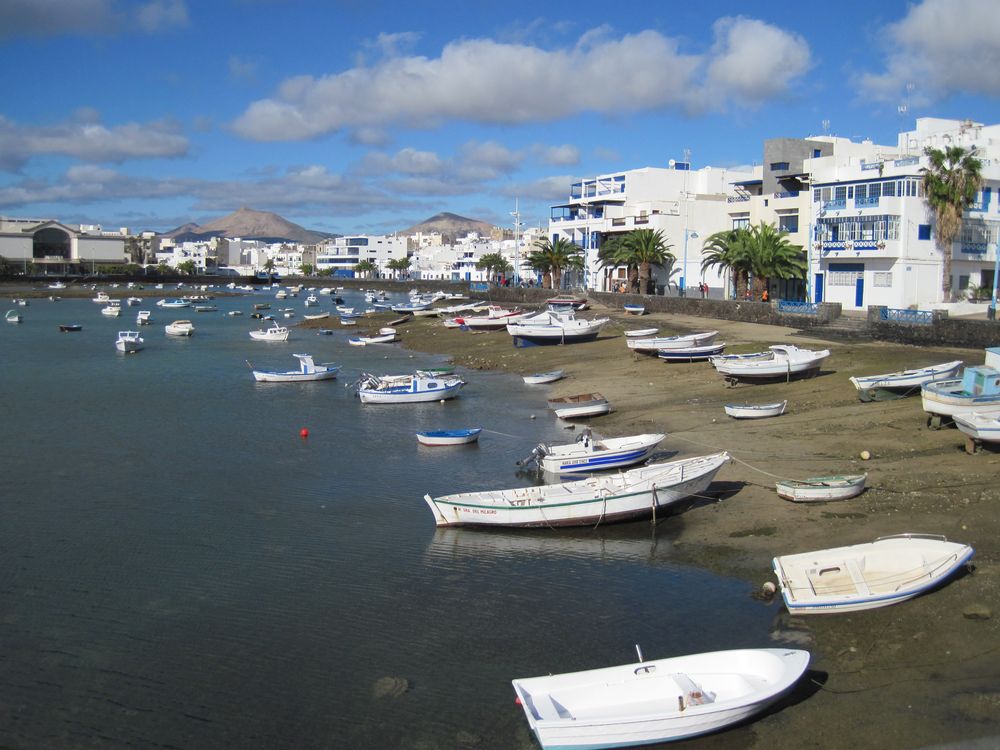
177, 260, 197, 275
387, 256, 412, 279
475, 252, 512, 282
742, 223, 806, 298
156, 263, 171, 275
300, 263, 314, 276
921, 145, 984, 301
526, 236, 584, 289
354, 259, 376, 278
263, 258, 276, 274
623, 229, 674, 294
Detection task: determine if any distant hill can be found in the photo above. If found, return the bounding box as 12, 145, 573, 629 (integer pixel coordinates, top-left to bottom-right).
162, 207, 333, 244
400, 212, 497, 241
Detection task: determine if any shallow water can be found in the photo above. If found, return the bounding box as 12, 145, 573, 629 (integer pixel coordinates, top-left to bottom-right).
0, 288, 787, 749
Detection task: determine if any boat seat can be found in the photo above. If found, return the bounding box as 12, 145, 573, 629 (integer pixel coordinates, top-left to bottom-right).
671, 673, 715, 706
531, 692, 573, 721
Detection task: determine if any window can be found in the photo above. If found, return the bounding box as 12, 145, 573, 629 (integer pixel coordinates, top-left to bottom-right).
882, 181, 895, 197
813, 149, 822, 158
873, 272, 892, 287
770, 161, 790, 171
869, 183, 881, 198
821, 187, 832, 202
829, 270, 862, 286
778, 214, 799, 233
958, 275, 970, 290
834, 186, 847, 201
813, 188, 821, 202
732, 216, 750, 230
918, 224, 932, 240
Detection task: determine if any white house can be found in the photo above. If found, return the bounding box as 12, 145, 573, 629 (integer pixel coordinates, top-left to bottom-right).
315, 235, 408, 278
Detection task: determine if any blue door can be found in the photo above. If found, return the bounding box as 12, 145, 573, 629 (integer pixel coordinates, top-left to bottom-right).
855, 277, 864, 307
814, 273, 824, 303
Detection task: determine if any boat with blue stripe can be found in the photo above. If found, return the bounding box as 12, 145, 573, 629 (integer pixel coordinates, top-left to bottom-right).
522, 432, 666, 474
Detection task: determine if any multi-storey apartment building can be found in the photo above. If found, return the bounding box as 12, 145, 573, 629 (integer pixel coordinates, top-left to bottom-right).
315, 235, 408, 277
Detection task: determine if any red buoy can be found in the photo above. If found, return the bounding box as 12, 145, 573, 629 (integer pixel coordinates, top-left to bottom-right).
300, 428, 309, 438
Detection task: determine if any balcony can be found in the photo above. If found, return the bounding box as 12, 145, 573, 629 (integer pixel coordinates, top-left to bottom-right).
961, 242, 988, 255
823, 199, 846, 211
727, 195, 750, 203
855, 196, 880, 208
773, 191, 800, 199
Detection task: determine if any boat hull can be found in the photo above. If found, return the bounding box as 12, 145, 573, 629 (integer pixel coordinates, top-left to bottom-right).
538, 434, 665, 474
921, 379, 1000, 417
658, 344, 726, 362
523, 370, 565, 385
359, 380, 464, 404
416, 429, 482, 446
850, 360, 963, 401
775, 474, 866, 502
954, 409, 1000, 442
724, 401, 787, 419
628, 332, 718, 352
252, 369, 339, 383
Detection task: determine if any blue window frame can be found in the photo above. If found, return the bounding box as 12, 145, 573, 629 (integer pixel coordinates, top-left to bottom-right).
918, 224, 932, 240
813, 149, 822, 158
770, 161, 790, 171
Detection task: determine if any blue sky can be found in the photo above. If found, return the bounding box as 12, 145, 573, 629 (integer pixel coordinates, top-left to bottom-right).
1, 0, 999, 236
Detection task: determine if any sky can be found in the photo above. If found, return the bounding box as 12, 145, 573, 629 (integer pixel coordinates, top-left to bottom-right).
1, 0, 999, 237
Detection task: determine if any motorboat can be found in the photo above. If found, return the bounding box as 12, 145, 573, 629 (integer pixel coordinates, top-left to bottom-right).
548, 393, 611, 419
249, 325, 290, 342
773, 534, 974, 614
658, 343, 727, 362
355, 372, 465, 404
156, 298, 190, 308
250, 354, 340, 383
92, 291, 111, 304
48, 281, 67, 290
546, 296, 588, 311
710, 344, 830, 381
304, 295, 319, 306
512, 648, 809, 748
921, 366, 1000, 418
506, 310, 609, 344
627, 331, 719, 352
101, 302, 122, 317
954, 408, 1000, 444
115, 331, 144, 353
523, 370, 564, 385
724, 400, 787, 419
136, 310, 152, 325
523, 432, 666, 474
58, 323, 82, 332
850, 360, 963, 401
126, 296, 142, 306
165, 320, 195, 337
775, 474, 867, 502
194, 304, 218, 312
5, 309, 21, 324
424, 451, 729, 528
415, 428, 482, 446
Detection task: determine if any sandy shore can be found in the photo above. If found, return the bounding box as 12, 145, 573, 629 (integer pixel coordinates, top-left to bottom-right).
318, 299, 1000, 749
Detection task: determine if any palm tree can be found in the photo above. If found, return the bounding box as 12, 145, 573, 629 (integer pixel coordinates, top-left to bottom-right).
387, 256, 411, 279
354, 259, 376, 279
527, 236, 584, 289
921, 145, 984, 300
475, 252, 512, 282
742, 223, 806, 298
701, 229, 751, 299
622, 229, 673, 294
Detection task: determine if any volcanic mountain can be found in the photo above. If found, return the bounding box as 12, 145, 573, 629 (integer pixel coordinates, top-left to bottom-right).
400, 212, 497, 241
162, 207, 332, 244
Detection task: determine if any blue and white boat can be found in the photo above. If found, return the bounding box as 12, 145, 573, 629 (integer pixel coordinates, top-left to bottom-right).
850, 359, 963, 401
249, 354, 340, 383
355, 372, 465, 404
921, 365, 1000, 418
658, 343, 726, 362
954, 408, 1000, 444
390, 300, 433, 313
773, 534, 974, 614
416, 428, 482, 446
156, 298, 190, 308
524, 432, 666, 474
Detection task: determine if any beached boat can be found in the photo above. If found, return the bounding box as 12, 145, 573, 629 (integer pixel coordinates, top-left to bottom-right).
101, 303, 122, 317
849, 359, 964, 401
658, 343, 726, 362
355, 372, 465, 404
512, 647, 810, 749
303, 312, 330, 321
710, 344, 830, 381
5, 309, 22, 323
390, 300, 432, 313
775, 473, 867, 502
954, 408, 1000, 444
921, 366, 1000, 418
353, 327, 398, 345
454, 306, 525, 330
523, 370, 564, 385
416, 428, 482, 446
548, 393, 611, 419
524, 432, 666, 474
623, 303, 645, 315
115, 331, 143, 353
250, 353, 340, 383
772, 534, 974, 614
58, 323, 82, 332
624, 328, 658, 338
507, 310, 610, 344
136, 310, 152, 325
724, 400, 787, 419
423, 451, 729, 528
165, 320, 195, 337
546, 296, 588, 311
627, 331, 719, 352
249, 324, 290, 342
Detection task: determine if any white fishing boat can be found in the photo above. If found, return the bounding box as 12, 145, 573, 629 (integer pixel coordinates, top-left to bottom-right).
303, 295, 319, 306
623, 303, 645, 315
48, 281, 67, 290
355, 372, 465, 404
303, 312, 330, 321
512, 648, 810, 749
772, 534, 974, 614
849, 360, 963, 401
546, 296, 588, 311
954, 408, 1000, 443
724, 400, 787, 419
423, 451, 730, 528
5, 309, 22, 323
507, 310, 609, 344
415, 428, 482, 446
454, 306, 525, 330
523, 370, 564, 385
624, 328, 658, 338
228, 310, 243, 317
13, 298, 28, 306
249, 325, 290, 342
627, 331, 718, 352
136, 310, 152, 325
775, 473, 867, 502
921, 366, 1000, 418
114, 331, 143, 353
101, 302, 122, 317
657, 343, 726, 362
710, 344, 830, 381
390, 300, 432, 313
250, 354, 340, 383
126, 296, 142, 306
523, 432, 666, 474
165, 320, 195, 337
156, 298, 190, 308
92, 291, 111, 304
548, 393, 611, 419
194, 304, 218, 312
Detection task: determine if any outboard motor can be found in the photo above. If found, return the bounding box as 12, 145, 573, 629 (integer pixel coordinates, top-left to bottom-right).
516, 443, 547, 468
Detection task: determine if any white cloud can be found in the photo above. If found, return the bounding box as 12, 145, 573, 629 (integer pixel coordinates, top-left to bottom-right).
0, 0, 188, 37
0, 115, 189, 170
537, 144, 580, 167
229, 55, 259, 82
232, 20, 812, 141
858, 0, 1000, 103
134, 0, 187, 31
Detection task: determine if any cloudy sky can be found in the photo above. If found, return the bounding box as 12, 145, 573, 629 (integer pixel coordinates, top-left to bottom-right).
1, 0, 999, 235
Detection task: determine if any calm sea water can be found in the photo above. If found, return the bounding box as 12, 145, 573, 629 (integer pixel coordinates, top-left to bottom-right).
0, 287, 786, 749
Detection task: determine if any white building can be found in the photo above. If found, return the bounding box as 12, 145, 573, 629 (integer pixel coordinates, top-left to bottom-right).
0, 217, 127, 274
315, 235, 408, 278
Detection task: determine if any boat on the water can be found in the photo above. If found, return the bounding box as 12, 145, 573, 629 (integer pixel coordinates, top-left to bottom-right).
115, 331, 143, 353
5, 309, 22, 324
101, 303, 122, 317
156, 298, 190, 308
954, 408, 1000, 444
710, 344, 829, 381
658, 343, 726, 362
507, 310, 609, 345
724, 400, 787, 419
355, 372, 465, 404
627, 331, 718, 352
416, 428, 482, 446
523, 370, 564, 385
512, 648, 810, 749
523, 431, 666, 474
250, 353, 340, 383
249, 325, 290, 342
423, 451, 730, 528
921, 366, 1000, 419
136, 310, 152, 325
548, 393, 611, 419
58, 323, 82, 332
165, 320, 195, 336
850, 360, 963, 401
772, 534, 974, 614
775, 473, 867, 502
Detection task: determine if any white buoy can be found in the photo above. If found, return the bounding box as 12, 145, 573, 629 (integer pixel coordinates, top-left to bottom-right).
860, 450, 871, 460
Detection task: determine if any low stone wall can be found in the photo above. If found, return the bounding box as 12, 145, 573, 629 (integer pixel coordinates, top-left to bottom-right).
867, 307, 1000, 349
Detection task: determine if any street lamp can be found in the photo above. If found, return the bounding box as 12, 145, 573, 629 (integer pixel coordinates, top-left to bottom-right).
990, 230, 1000, 320
510, 198, 522, 286
682, 229, 698, 296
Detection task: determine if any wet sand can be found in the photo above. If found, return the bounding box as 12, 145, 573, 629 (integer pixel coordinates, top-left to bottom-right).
320, 300, 1000, 749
